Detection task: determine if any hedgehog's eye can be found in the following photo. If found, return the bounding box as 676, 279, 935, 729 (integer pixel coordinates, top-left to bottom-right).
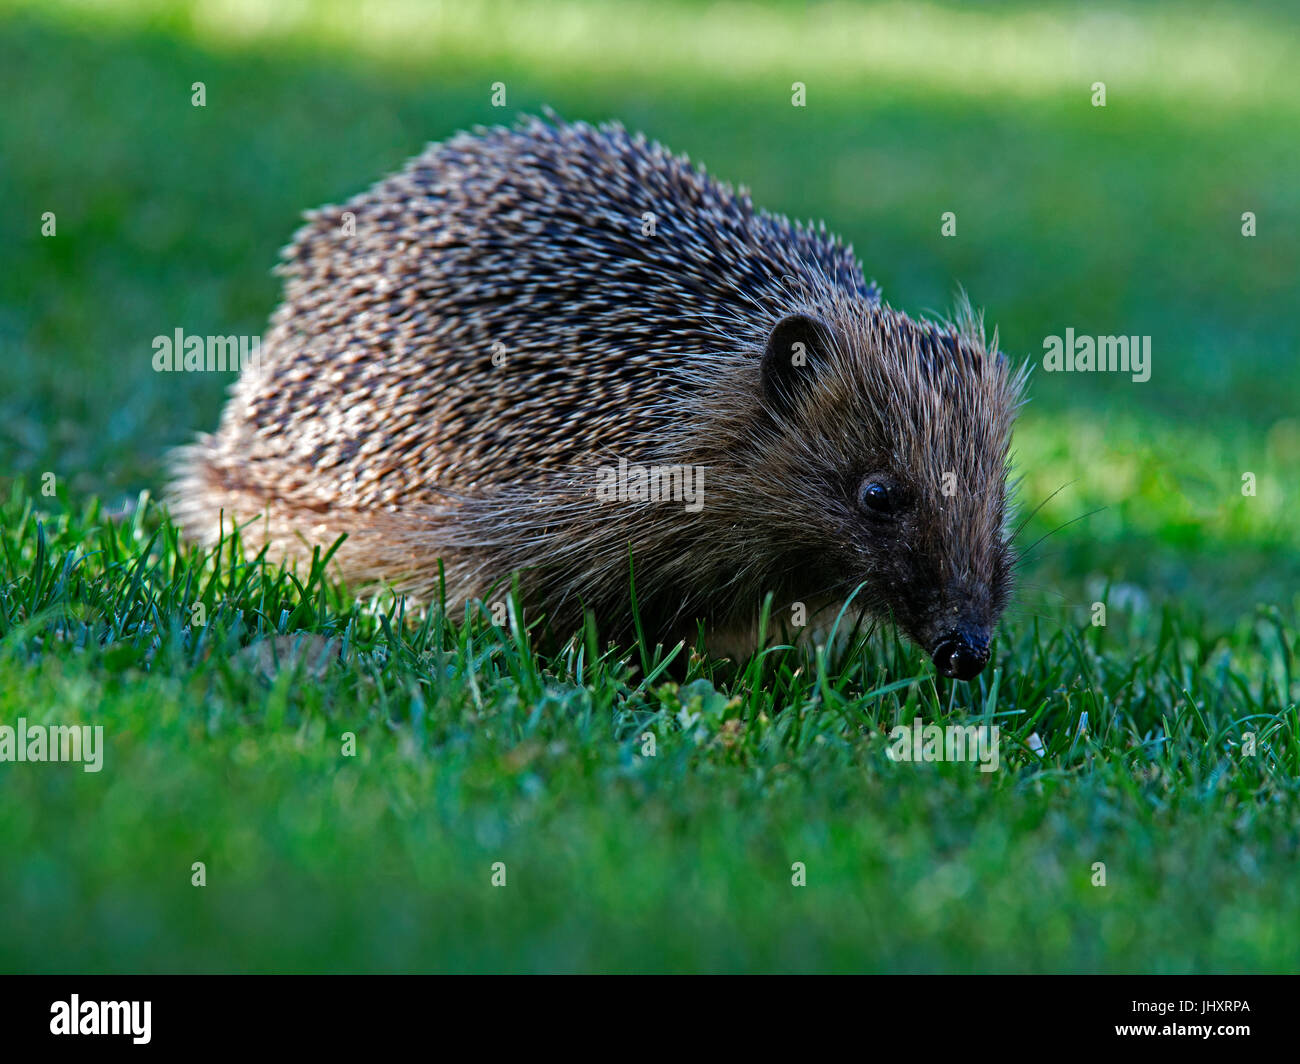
858, 479, 899, 518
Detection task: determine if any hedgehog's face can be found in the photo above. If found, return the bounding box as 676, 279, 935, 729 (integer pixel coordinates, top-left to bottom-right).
758, 310, 1021, 680
843, 463, 1014, 680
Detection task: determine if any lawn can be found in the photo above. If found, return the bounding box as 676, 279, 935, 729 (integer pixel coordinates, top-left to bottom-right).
1, 0, 1298, 972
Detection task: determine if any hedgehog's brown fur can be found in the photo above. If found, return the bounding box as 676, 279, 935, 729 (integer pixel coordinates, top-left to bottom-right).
169, 115, 1027, 676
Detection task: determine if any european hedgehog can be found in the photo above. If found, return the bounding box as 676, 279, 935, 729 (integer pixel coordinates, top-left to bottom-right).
170, 115, 1026, 680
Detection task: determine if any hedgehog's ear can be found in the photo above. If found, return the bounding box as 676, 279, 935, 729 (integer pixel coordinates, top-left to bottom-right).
760, 313, 834, 414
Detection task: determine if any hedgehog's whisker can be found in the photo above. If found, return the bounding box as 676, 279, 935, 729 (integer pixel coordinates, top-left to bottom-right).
1016, 507, 1107, 563
1010, 480, 1077, 545
1010, 545, 1083, 571
1012, 580, 1070, 600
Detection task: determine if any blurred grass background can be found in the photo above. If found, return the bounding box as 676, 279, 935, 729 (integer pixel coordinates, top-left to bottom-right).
1, 0, 1298, 972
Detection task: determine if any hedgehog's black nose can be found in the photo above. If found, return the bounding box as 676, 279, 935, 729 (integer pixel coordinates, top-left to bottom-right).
931, 636, 989, 681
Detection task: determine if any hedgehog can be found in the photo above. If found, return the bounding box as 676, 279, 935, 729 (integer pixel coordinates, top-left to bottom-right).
168, 114, 1027, 680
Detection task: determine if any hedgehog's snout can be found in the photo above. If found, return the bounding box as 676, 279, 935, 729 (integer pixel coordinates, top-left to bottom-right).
930, 629, 991, 681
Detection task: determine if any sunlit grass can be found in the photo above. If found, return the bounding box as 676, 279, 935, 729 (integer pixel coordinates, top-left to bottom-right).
15, 0, 1300, 114
1018, 409, 1297, 547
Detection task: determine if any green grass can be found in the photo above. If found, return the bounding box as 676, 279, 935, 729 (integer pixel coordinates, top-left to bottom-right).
3, 491, 1298, 972
2, 0, 1298, 971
